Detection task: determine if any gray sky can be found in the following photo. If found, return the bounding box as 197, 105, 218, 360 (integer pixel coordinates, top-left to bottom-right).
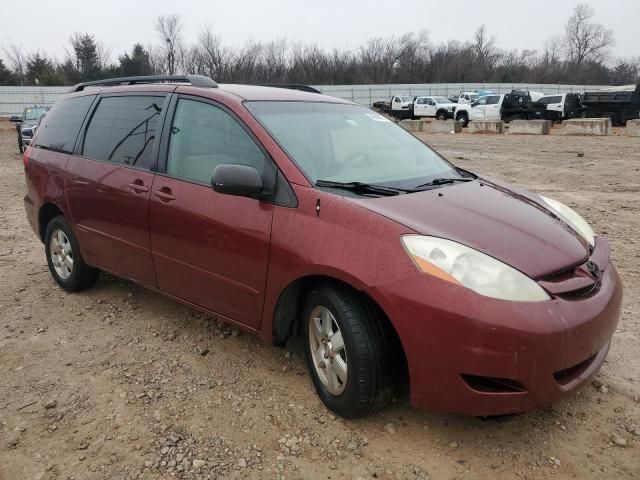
2, 0, 638, 63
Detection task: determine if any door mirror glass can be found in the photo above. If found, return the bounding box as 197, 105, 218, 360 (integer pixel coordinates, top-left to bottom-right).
212, 164, 264, 198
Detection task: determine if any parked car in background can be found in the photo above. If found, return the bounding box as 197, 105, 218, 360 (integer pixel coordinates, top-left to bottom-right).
580, 83, 640, 125
454, 90, 494, 105
10, 105, 50, 153
413, 96, 456, 120
455, 91, 536, 126
390, 95, 415, 118
24, 75, 621, 419
372, 95, 415, 119
533, 93, 583, 122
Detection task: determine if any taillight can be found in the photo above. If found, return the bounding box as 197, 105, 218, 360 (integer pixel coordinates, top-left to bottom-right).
23, 146, 32, 167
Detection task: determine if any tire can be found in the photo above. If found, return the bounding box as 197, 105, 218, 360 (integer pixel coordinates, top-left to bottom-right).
456, 112, 469, 127
301, 284, 396, 418
436, 110, 448, 121
45, 216, 99, 292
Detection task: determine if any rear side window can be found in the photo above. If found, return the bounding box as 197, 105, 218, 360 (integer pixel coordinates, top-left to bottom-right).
34, 95, 95, 153
83, 95, 165, 169
486, 96, 500, 105
549, 96, 562, 103
166, 98, 265, 185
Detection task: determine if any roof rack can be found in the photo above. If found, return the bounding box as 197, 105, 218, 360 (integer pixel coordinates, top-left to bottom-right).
263, 84, 322, 94
69, 75, 218, 92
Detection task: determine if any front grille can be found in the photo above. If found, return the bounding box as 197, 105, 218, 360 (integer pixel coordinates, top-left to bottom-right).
461, 374, 526, 393
553, 354, 596, 385
557, 280, 601, 300
21, 129, 33, 138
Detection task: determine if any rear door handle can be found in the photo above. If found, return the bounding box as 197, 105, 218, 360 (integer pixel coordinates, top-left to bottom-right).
153, 188, 176, 202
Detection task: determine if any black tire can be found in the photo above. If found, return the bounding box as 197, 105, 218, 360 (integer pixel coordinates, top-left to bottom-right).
301, 284, 396, 418
44, 216, 99, 292
456, 112, 469, 127
17, 135, 24, 154
436, 110, 448, 121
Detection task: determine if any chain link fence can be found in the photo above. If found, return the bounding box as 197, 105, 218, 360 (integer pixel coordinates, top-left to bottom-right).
0, 83, 614, 116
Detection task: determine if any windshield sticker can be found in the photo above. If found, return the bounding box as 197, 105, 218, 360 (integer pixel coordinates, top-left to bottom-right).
366, 112, 391, 122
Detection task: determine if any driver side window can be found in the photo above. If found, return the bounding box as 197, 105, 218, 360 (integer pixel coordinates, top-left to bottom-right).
166, 99, 265, 185
476, 97, 488, 106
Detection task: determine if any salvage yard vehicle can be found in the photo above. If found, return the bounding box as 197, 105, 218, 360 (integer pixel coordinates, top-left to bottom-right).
412, 96, 456, 120
533, 93, 583, 122
455, 91, 536, 126
10, 105, 49, 153
24, 75, 622, 419
373, 95, 415, 119
580, 83, 640, 125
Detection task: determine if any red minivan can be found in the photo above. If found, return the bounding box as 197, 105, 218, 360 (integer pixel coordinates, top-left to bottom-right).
23, 75, 622, 418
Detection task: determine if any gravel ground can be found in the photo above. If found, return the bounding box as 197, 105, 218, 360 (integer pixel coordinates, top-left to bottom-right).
0, 121, 638, 480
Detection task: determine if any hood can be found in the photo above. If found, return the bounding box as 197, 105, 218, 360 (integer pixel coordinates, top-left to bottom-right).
350, 179, 589, 278
21, 120, 38, 129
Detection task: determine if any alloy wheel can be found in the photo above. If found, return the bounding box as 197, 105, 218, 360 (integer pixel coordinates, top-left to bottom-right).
49, 229, 73, 280
308, 305, 348, 395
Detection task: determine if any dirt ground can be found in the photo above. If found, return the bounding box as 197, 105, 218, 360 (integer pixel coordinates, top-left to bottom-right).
0, 121, 638, 480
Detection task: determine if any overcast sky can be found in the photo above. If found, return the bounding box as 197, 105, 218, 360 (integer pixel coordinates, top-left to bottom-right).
2, 0, 638, 63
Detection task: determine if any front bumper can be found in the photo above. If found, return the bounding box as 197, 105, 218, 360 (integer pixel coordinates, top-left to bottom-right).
367, 238, 622, 416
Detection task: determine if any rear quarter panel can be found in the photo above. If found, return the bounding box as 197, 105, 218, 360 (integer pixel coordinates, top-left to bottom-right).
24, 147, 71, 240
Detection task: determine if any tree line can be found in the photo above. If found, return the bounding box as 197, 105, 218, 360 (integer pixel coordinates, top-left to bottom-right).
1, 4, 638, 87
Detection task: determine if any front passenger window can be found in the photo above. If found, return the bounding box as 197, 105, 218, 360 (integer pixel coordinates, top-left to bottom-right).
167, 99, 266, 185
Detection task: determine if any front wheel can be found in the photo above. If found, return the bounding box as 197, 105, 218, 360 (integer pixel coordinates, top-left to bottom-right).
302, 284, 395, 418
45, 216, 99, 292
436, 110, 448, 121
456, 112, 469, 127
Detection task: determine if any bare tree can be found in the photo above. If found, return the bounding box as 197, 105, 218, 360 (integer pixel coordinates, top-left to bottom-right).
154, 14, 184, 75
472, 25, 500, 80
3, 42, 27, 84
564, 4, 614, 66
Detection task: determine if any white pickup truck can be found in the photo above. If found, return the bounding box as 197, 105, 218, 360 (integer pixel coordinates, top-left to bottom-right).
454, 92, 536, 126
533, 93, 583, 122
412, 96, 457, 120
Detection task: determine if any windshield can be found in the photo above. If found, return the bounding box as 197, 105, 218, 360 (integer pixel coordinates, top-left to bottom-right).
24, 107, 47, 121
245, 102, 462, 188
433, 97, 450, 104
400, 96, 412, 102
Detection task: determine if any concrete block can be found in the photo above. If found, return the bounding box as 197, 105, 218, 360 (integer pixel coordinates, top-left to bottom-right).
626, 119, 640, 137
430, 120, 462, 134
468, 121, 504, 134
562, 118, 612, 136
508, 119, 551, 135
399, 119, 424, 132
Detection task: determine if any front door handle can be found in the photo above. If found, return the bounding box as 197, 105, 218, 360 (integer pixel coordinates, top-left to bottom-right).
129, 180, 149, 194
153, 188, 176, 202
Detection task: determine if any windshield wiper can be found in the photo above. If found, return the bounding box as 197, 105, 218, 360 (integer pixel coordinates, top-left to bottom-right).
315, 180, 409, 196
414, 177, 474, 189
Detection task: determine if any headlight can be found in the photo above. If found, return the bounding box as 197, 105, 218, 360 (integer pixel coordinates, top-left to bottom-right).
401, 235, 550, 302
540, 196, 595, 247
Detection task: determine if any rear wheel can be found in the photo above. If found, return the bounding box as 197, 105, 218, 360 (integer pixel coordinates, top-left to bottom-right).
45, 216, 99, 292
302, 284, 395, 418
436, 110, 448, 121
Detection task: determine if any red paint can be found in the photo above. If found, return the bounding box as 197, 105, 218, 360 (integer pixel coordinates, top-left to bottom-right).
23, 83, 622, 416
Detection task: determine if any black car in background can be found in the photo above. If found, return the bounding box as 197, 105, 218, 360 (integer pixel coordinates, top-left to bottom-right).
10, 106, 50, 153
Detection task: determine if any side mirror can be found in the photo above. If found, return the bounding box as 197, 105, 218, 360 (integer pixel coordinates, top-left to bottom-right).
212, 164, 264, 198
470, 101, 478, 107
9, 115, 21, 123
